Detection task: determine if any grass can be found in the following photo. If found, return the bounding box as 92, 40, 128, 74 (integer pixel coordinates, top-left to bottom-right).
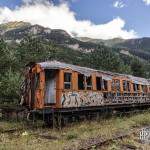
1, 111, 150, 150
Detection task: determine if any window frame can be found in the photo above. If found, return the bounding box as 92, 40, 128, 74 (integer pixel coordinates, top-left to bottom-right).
111, 79, 120, 92
64, 72, 72, 90
78, 74, 85, 90
77, 74, 93, 91
141, 85, 147, 93
103, 79, 108, 91
133, 83, 140, 92
86, 76, 92, 90
96, 77, 102, 91
123, 80, 130, 92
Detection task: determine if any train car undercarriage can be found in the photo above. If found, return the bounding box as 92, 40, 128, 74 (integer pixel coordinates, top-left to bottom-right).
29, 102, 150, 127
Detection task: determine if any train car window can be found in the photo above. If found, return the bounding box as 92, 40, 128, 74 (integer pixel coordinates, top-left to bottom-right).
115, 80, 120, 91
133, 84, 137, 91
133, 84, 136, 91
123, 80, 126, 91
64, 72, 72, 89
141, 85, 144, 92
127, 82, 130, 91
142, 85, 147, 93
96, 77, 102, 90
35, 73, 40, 89
111, 80, 115, 91
78, 74, 85, 90
123, 81, 130, 92
103, 80, 108, 91
86, 76, 92, 90
133, 84, 140, 91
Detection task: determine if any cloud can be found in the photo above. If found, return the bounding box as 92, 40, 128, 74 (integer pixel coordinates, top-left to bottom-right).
22, 0, 50, 5
143, 0, 150, 5
22, 0, 34, 3
0, 1, 137, 39
59, 0, 78, 3
113, 0, 126, 8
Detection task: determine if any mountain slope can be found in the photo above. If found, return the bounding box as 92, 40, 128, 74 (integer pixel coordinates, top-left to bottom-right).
114, 38, 150, 62
76, 37, 125, 47
77, 37, 150, 62
115, 37, 150, 51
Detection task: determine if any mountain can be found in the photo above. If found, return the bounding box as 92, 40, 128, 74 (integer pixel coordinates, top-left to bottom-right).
77, 37, 150, 62
0, 22, 70, 42
0, 22, 99, 53
76, 36, 150, 52
1, 22, 150, 56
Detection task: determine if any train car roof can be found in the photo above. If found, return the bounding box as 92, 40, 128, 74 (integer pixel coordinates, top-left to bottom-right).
38, 60, 96, 76
37, 61, 150, 85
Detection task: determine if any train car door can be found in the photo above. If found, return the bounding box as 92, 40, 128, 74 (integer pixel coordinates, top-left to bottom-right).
45, 69, 56, 105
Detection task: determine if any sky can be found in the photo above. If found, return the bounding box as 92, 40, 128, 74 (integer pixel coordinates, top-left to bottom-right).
0, 0, 150, 39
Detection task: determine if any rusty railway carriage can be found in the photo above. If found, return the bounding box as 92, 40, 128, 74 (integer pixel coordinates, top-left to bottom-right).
22, 61, 150, 124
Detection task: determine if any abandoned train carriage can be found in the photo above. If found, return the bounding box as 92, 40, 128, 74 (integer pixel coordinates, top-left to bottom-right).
22, 61, 150, 117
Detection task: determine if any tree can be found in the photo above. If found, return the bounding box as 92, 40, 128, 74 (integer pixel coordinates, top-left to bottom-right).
131, 58, 146, 77
89, 45, 132, 74
0, 69, 21, 104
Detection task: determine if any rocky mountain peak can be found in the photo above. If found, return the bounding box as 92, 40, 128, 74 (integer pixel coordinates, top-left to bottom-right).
0, 21, 31, 33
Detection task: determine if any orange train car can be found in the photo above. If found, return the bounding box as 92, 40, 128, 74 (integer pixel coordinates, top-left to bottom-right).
21, 61, 150, 123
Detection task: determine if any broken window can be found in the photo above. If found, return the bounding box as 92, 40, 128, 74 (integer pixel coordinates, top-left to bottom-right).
103, 80, 108, 91
96, 77, 102, 91
123, 80, 127, 91
64, 72, 72, 89
86, 76, 92, 90
123, 80, 130, 92
115, 80, 120, 91
111, 80, 115, 91
133, 84, 136, 91
127, 82, 130, 91
78, 74, 85, 90
133, 84, 140, 91
111, 80, 120, 91
35, 73, 40, 89
141, 85, 147, 93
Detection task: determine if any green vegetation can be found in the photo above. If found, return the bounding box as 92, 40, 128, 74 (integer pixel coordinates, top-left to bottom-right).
0, 36, 150, 104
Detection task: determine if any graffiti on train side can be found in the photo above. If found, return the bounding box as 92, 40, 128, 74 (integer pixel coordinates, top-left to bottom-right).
61, 91, 104, 107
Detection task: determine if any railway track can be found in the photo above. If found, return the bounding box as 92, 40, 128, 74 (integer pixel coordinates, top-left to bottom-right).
64, 132, 130, 150
64, 126, 148, 150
